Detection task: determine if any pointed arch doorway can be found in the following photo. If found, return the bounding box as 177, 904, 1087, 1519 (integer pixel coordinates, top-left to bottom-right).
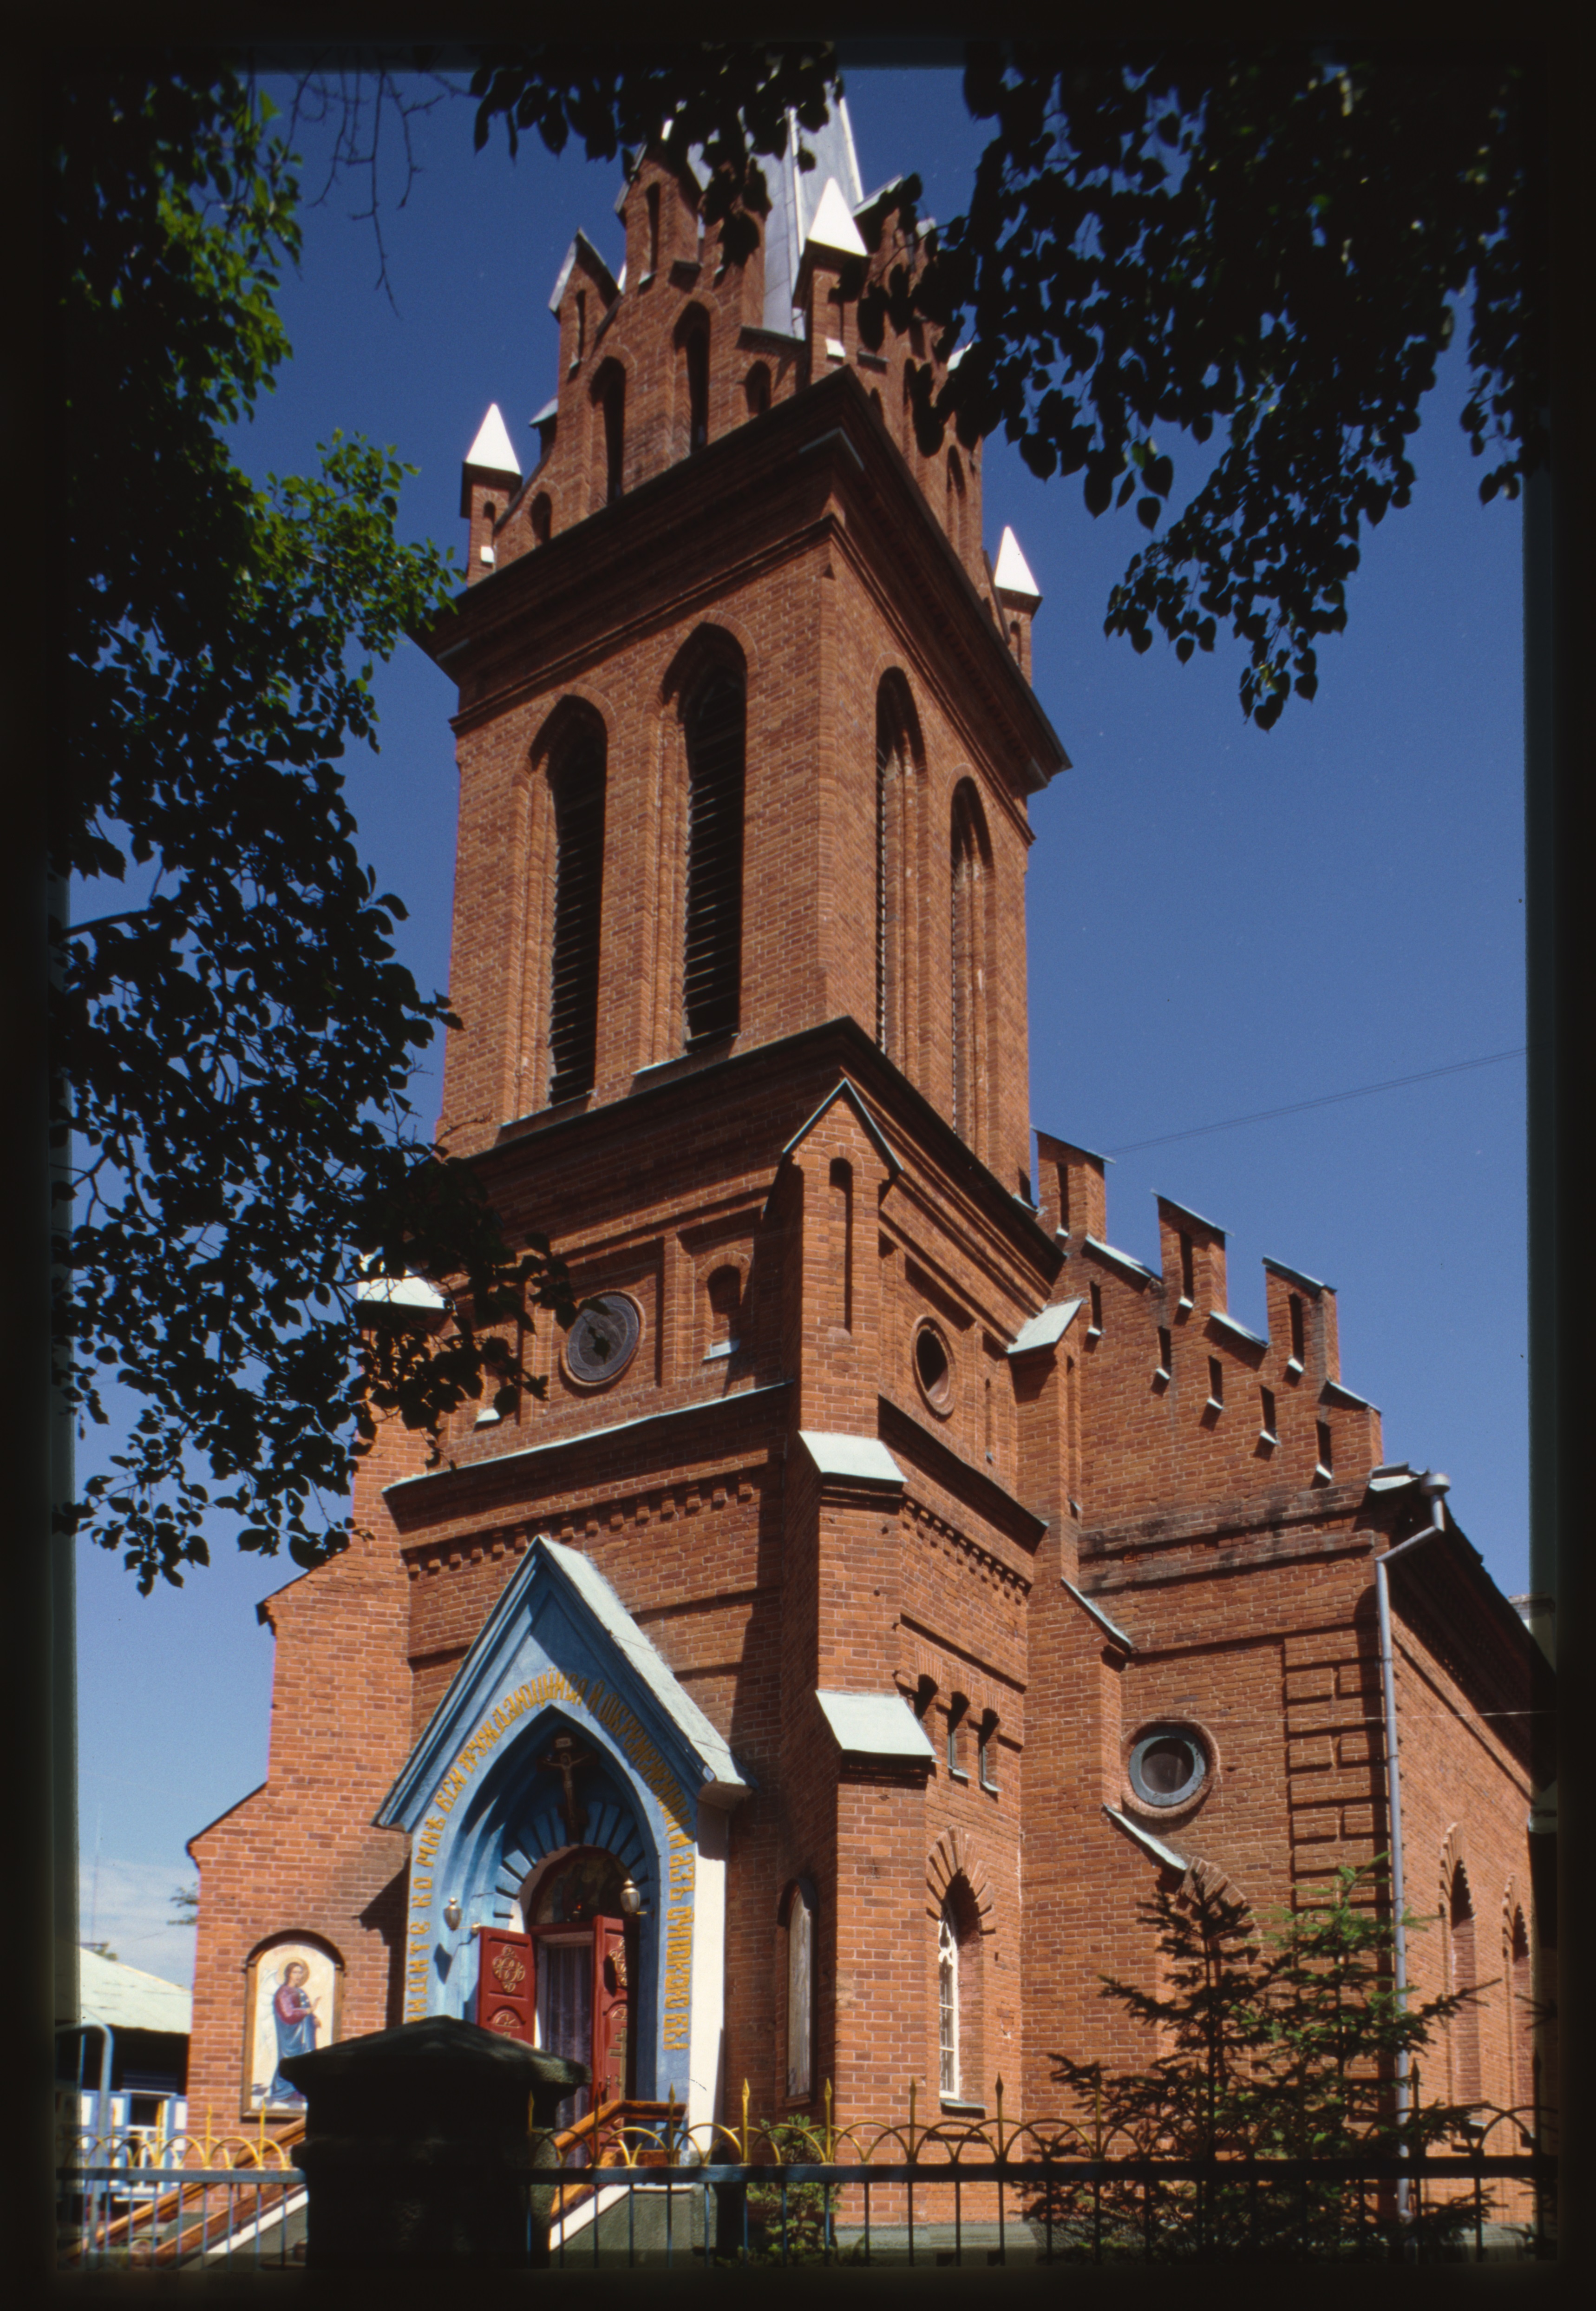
475, 1848, 634, 2130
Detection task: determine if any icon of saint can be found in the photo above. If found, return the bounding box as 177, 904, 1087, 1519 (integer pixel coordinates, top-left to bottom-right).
267, 1959, 319, 2102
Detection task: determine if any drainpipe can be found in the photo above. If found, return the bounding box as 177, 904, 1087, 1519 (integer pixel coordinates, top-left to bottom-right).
1374, 1469, 1450, 2211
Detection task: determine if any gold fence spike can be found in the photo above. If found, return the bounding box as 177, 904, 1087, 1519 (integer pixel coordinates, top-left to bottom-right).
740, 2076, 750, 2163
824, 2077, 834, 2160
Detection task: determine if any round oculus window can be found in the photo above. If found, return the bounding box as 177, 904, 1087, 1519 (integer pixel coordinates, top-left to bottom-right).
563, 1293, 642, 1387
913, 1321, 953, 1413
1128, 1728, 1208, 1809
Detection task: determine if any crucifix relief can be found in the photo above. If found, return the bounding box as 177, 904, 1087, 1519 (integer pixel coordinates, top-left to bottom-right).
538, 1731, 593, 1845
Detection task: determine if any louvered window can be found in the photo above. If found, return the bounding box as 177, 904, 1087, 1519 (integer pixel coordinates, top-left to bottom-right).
683, 670, 745, 1044
876, 675, 921, 1067
951, 792, 982, 1142
685, 327, 709, 452
547, 730, 606, 1103
598, 365, 625, 504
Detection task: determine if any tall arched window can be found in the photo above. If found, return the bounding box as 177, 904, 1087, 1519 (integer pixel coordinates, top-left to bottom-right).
946, 449, 967, 557
682, 667, 746, 1044
950, 781, 992, 1150
829, 1157, 853, 1332
1509, 1906, 1532, 2116
684, 323, 710, 452
546, 720, 607, 1103
595, 361, 626, 503
784, 1881, 815, 2098
1448, 1862, 1482, 2106
875, 674, 922, 1065
937, 1900, 960, 2098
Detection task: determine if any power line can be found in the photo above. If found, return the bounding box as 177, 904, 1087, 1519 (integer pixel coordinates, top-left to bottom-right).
1105, 1047, 1528, 1156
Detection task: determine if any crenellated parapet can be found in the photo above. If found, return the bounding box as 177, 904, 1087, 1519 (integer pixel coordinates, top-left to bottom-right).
1032, 1131, 1382, 1525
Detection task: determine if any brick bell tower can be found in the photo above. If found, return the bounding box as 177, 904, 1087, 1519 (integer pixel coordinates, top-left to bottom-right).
379, 105, 1074, 2131
185, 101, 1552, 2162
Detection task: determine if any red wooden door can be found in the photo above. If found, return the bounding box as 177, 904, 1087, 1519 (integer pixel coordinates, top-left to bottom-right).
475, 1927, 536, 2043
592, 1917, 631, 2107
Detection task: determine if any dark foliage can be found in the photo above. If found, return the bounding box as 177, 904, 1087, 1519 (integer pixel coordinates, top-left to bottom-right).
54, 67, 574, 1592
1041, 1864, 1497, 2258
867, 45, 1543, 726
468, 43, 839, 260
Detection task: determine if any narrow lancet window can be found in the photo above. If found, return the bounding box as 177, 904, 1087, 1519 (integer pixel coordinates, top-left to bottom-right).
547, 723, 607, 1104
938, 1903, 960, 2097
685, 326, 709, 452
683, 667, 746, 1044
785, 1884, 815, 2098
950, 782, 990, 1148
875, 676, 921, 1065
596, 363, 625, 503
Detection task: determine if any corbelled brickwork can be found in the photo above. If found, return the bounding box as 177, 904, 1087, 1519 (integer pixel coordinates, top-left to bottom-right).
188, 118, 1550, 2163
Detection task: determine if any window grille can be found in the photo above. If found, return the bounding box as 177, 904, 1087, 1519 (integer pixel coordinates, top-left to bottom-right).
547, 730, 606, 1103
683, 670, 746, 1044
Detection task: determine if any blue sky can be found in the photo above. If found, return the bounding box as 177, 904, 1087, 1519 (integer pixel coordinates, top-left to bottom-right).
74, 67, 1527, 1987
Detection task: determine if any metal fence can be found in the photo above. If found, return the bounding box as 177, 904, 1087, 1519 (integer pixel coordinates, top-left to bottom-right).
59, 2094, 1556, 2272
61, 2166, 307, 2270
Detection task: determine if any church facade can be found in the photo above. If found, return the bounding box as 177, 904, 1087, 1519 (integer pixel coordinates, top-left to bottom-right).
187, 109, 1550, 2150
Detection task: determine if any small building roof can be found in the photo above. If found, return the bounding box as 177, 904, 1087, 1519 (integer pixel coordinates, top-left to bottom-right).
1102, 1805, 1187, 1873
1156, 1192, 1226, 1241
463, 403, 521, 479
356, 1269, 447, 1312
993, 526, 1041, 603
761, 97, 866, 331
548, 229, 621, 316
805, 175, 868, 258
1083, 1234, 1158, 1285
799, 1431, 904, 1485
1208, 1308, 1267, 1349
1263, 1255, 1332, 1297
1062, 1579, 1137, 1651
546, 1541, 747, 1798
815, 1690, 935, 1762
1007, 1298, 1083, 1358
78, 1947, 192, 2036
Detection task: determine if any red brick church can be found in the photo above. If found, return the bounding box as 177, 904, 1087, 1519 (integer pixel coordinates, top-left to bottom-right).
188, 104, 1551, 2150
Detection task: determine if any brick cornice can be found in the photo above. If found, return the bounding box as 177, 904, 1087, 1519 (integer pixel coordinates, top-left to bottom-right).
879, 1393, 1046, 1559
384, 1380, 790, 1529
1081, 1478, 1374, 1559
419, 367, 1066, 805
478, 1013, 1062, 1287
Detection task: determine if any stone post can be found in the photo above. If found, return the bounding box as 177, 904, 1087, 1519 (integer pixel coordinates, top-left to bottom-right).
281, 2015, 588, 2268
